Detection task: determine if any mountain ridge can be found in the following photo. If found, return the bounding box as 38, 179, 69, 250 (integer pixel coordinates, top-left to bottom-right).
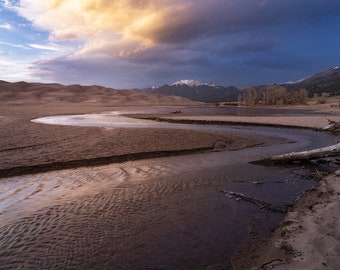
145, 81, 239, 103
144, 66, 340, 102
171, 79, 218, 87
281, 67, 340, 96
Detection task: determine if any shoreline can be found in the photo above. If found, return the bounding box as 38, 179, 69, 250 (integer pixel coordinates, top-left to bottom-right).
128, 110, 340, 131
127, 115, 324, 131
228, 169, 340, 270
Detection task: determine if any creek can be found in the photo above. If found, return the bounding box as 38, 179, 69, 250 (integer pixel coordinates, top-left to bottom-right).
0, 109, 337, 269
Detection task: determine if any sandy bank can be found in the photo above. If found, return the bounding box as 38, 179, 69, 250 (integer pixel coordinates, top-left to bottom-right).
128, 103, 339, 130
229, 170, 340, 270
155, 114, 340, 130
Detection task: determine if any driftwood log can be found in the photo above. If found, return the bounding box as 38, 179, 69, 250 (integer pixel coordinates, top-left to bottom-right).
260, 143, 340, 164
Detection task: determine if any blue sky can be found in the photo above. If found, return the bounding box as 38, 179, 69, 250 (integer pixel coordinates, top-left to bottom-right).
0, 0, 340, 89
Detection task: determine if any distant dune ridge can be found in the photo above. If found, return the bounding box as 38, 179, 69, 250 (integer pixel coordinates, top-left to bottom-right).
0, 80, 199, 105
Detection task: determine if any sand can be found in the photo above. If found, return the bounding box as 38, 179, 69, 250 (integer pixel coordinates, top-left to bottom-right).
0, 103, 260, 176
136, 102, 340, 130
1, 99, 339, 269
229, 170, 340, 270
159, 114, 340, 129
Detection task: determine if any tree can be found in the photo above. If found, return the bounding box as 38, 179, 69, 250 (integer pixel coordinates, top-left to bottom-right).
294, 88, 308, 104
242, 87, 259, 106
241, 86, 310, 106
262, 85, 288, 105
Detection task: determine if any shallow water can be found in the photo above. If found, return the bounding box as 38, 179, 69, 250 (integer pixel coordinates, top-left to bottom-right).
31, 111, 164, 128
30, 107, 320, 128
0, 116, 338, 269
181, 106, 319, 116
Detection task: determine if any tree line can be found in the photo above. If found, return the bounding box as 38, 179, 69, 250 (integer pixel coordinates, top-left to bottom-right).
239, 85, 308, 106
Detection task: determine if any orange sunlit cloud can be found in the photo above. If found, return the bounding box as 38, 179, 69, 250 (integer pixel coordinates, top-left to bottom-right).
16, 0, 192, 57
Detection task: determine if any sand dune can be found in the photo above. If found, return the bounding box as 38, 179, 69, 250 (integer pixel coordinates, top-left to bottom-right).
0, 80, 200, 105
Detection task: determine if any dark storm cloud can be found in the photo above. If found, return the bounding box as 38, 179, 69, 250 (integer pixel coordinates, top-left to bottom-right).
24, 0, 340, 88
148, 0, 340, 44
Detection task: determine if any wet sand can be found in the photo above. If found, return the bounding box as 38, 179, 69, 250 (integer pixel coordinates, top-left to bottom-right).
0, 104, 261, 176
0, 102, 339, 269
1, 154, 313, 270
135, 104, 340, 270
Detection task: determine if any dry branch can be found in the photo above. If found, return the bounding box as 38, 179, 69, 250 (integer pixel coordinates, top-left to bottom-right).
219, 190, 286, 213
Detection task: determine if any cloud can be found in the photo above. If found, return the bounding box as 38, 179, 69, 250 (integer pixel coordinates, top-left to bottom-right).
0, 23, 14, 30
12, 0, 339, 57
4, 0, 340, 87
28, 55, 152, 88
0, 56, 41, 82
0, 41, 30, 50
29, 43, 63, 51
13, 1, 190, 55
12, 0, 284, 56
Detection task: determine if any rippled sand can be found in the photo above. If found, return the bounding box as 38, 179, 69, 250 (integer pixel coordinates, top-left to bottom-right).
0, 153, 315, 269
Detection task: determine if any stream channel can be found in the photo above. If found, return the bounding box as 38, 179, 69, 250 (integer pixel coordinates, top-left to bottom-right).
0, 108, 338, 269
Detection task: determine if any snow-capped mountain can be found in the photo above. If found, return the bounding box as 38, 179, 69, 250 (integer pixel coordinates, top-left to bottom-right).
171, 80, 217, 87
145, 80, 240, 103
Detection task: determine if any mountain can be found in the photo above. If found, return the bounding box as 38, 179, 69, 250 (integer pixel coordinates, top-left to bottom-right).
171, 79, 218, 87
283, 67, 340, 96
0, 80, 199, 105
145, 80, 240, 103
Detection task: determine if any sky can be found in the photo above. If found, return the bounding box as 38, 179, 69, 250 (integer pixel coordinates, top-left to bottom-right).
0, 0, 340, 89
